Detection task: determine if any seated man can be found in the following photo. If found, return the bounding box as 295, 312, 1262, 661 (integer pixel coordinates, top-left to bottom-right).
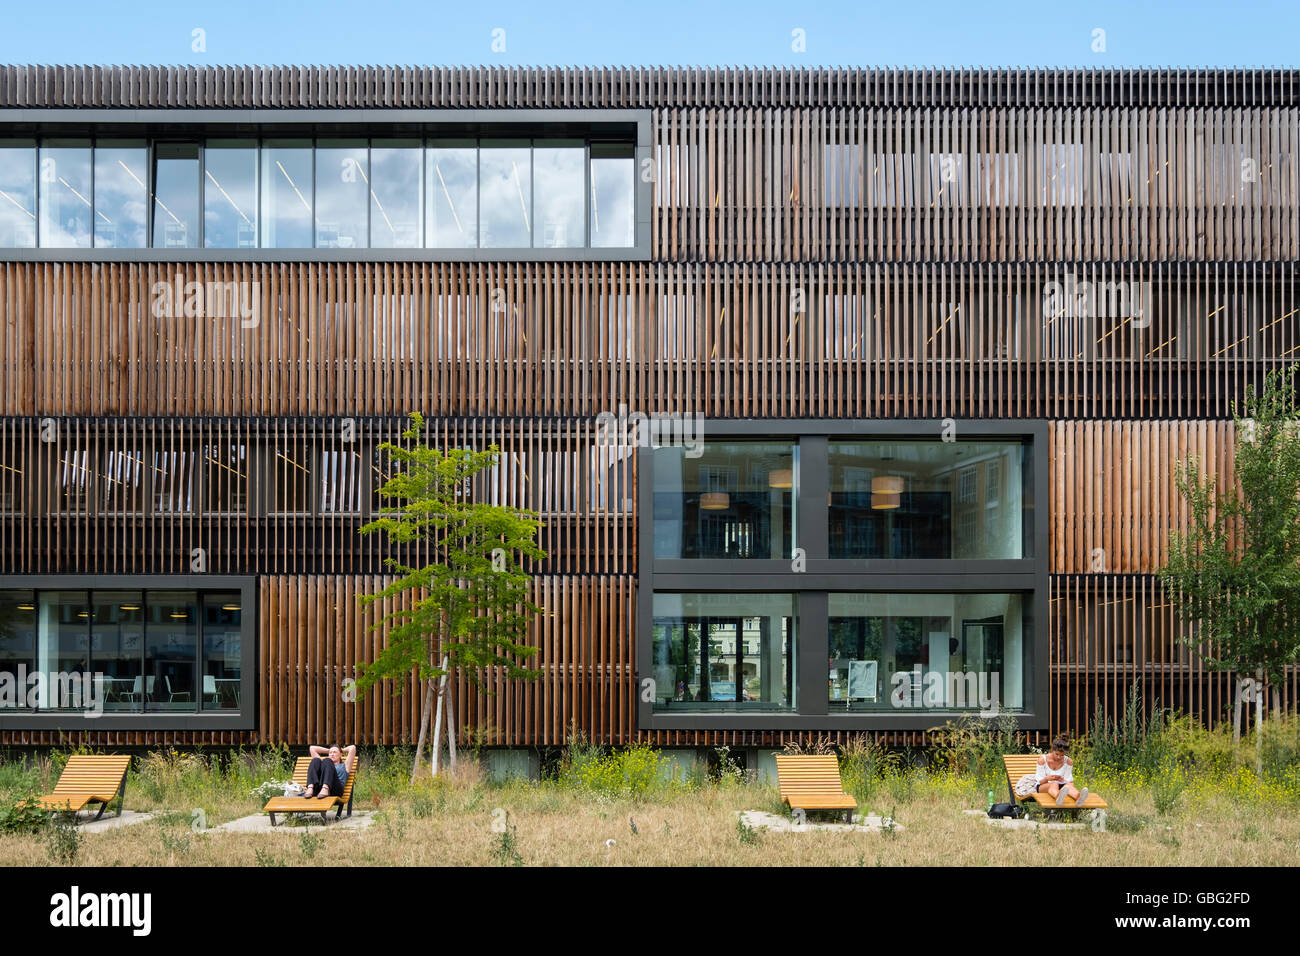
303, 743, 356, 799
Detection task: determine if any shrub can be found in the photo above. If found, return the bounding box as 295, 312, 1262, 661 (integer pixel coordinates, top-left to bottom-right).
0, 796, 49, 834
838, 734, 901, 802
135, 749, 210, 801
491, 811, 524, 866
1162, 716, 1236, 775
43, 812, 82, 865
929, 713, 1022, 792
568, 741, 668, 800
1085, 681, 1169, 773
735, 815, 760, 846
1151, 760, 1189, 815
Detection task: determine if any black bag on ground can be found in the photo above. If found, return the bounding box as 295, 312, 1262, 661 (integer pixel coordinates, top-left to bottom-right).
987, 802, 1023, 819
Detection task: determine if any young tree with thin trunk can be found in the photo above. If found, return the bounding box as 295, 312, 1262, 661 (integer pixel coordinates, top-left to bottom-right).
1159, 366, 1300, 764
354, 413, 545, 780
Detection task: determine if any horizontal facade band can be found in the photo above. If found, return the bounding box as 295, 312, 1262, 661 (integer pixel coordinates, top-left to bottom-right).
0, 416, 1241, 576
1, 262, 1297, 419
1, 66, 1298, 109
0, 573, 1288, 747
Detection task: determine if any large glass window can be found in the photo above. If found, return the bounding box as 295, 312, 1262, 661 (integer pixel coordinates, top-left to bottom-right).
0, 588, 248, 716
653, 442, 797, 559
39, 140, 93, 248
0, 139, 37, 248
533, 139, 584, 248
316, 140, 368, 249
590, 143, 635, 248
15, 133, 640, 251
261, 140, 313, 248
828, 592, 1025, 713
145, 591, 197, 711
39, 591, 90, 707
479, 139, 532, 248
201, 595, 241, 711
152, 143, 200, 248
91, 593, 144, 712
426, 140, 477, 248
829, 441, 1028, 559
370, 139, 422, 248
651, 593, 796, 711
0, 591, 37, 681
204, 140, 258, 249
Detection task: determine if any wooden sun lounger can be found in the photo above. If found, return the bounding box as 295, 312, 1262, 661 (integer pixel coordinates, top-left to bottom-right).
1003, 754, 1108, 811
262, 755, 358, 826
30, 754, 131, 821
775, 754, 858, 822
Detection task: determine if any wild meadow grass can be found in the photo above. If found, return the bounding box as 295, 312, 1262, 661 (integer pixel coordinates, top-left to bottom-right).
0, 710, 1295, 866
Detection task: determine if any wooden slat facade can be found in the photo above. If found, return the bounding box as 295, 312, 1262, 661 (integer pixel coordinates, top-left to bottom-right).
1, 66, 1296, 748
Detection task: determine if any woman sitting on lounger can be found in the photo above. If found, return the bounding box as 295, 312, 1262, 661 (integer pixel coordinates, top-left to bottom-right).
1036, 736, 1089, 807
303, 744, 356, 799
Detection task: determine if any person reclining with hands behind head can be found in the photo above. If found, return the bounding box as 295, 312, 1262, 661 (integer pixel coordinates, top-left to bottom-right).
1036, 736, 1090, 807
302, 744, 356, 799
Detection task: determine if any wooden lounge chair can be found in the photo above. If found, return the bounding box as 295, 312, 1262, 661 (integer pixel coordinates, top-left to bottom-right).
774, 754, 858, 822
262, 755, 358, 826
31, 754, 131, 821
1003, 754, 1108, 812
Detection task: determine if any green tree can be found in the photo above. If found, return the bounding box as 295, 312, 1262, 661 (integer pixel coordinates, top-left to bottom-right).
355, 413, 546, 779
1159, 365, 1300, 754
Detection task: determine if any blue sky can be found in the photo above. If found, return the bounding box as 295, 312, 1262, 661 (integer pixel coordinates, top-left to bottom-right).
1, 0, 1296, 67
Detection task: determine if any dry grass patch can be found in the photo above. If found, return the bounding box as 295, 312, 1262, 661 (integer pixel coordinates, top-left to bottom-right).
0, 764, 1295, 866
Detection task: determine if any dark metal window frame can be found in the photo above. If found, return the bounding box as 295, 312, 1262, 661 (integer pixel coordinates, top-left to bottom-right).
636, 419, 1050, 731
0, 109, 651, 262
0, 574, 256, 731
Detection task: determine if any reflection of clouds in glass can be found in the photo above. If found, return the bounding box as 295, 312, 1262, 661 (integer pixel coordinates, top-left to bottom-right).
534, 148, 583, 248
371, 148, 421, 248
427, 149, 476, 247
40, 148, 92, 247
262, 149, 313, 247
204, 150, 257, 249
591, 157, 634, 248
0, 148, 36, 247
95, 151, 149, 248
316, 148, 367, 249
480, 149, 530, 247
153, 158, 199, 248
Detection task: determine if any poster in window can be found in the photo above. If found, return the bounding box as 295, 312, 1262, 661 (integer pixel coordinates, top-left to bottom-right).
848, 660, 878, 700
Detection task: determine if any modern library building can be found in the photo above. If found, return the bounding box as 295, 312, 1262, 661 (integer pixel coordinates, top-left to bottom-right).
0, 66, 1296, 758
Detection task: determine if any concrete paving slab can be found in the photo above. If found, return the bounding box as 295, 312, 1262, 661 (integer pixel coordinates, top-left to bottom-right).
76, 810, 154, 833
963, 808, 1090, 830
210, 810, 376, 833
736, 809, 905, 833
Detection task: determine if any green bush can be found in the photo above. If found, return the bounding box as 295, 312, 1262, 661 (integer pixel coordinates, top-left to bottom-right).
0, 796, 49, 834
1084, 681, 1171, 773
560, 733, 672, 800
1151, 759, 1189, 815
838, 734, 901, 803
1259, 715, 1300, 778
43, 811, 82, 865
928, 714, 1023, 793
1162, 716, 1236, 775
